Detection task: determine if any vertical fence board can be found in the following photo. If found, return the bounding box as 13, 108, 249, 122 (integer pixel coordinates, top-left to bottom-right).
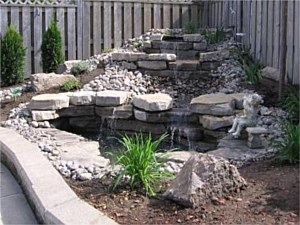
255, 0, 262, 61
287, 0, 294, 83
222, 0, 228, 28
250, 0, 256, 55
144, 3, 152, 31
172, 4, 180, 28
67, 8, 76, 60
77, 0, 83, 59
181, 5, 189, 27
83, 2, 90, 58
45, 8, 53, 29
114, 2, 122, 47
191, 4, 198, 25
33, 7, 42, 73
294, 1, 300, 84
93, 2, 101, 55
0, 7, 8, 36
124, 3, 132, 41
211, 3, 215, 27
56, 8, 65, 54
273, 0, 280, 69
261, 0, 268, 65
236, 0, 241, 33
103, 1, 112, 49
242, 1, 250, 46
11, 7, 20, 31
22, 7, 31, 77
153, 3, 161, 29
163, 4, 171, 28
134, 2, 142, 37
267, 0, 274, 66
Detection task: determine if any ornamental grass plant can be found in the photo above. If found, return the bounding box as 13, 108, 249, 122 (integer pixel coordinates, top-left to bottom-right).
112, 133, 174, 196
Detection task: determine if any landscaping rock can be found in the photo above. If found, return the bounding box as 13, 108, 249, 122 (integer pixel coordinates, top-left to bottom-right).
30, 73, 76, 92
121, 61, 137, 70
95, 105, 133, 119
193, 42, 208, 51
147, 53, 176, 61
111, 52, 147, 61
199, 50, 231, 62
95, 90, 131, 106
132, 93, 173, 112
31, 110, 59, 121
28, 94, 69, 110
261, 66, 280, 81
164, 154, 247, 208
199, 115, 234, 130
183, 34, 205, 42
190, 93, 235, 116
57, 105, 95, 117
156, 151, 196, 163
168, 60, 200, 71
137, 61, 167, 70
56, 60, 81, 74
68, 91, 96, 105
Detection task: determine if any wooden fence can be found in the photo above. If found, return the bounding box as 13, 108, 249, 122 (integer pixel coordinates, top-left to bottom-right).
205, 0, 299, 85
0, 0, 204, 77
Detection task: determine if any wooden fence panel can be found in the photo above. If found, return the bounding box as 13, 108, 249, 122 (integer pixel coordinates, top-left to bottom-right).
250, 0, 256, 55
267, 1, 274, 66
123, 2, 132, 42
163, 4, 171, 28
294, 1, 300, 84
45, 8, 53, 29
134, 2, 142, 37
67, 8, 76, 60
93, 2, 102, 55
82, 1, 91, 58
255, 0, 262, 61
11, 7, 20, 31
103, 1, 111, 49
153, 3, 161, 29
172, 4, 180, 28
22, 7, 31, 77
114, 2, 122, 48
287, 0, 294, 83
261, 0, 268, 65
181, 5, 189, 27
272, 0, 280, 69
33, 8, 42, 73
56, 8, 65, 54
77, 0, 83, 59
144, 3, 151, 32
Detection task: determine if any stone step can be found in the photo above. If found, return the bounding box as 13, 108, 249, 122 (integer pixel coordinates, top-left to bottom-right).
142, 70, 210, 80
168, 60, 200, 71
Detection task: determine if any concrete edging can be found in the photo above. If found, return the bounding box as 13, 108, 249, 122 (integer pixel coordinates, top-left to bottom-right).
0, 127, 118, 225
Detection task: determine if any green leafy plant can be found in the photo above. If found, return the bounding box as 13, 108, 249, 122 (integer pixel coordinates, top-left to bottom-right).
201, 27, 225, 44
283, 89, 299, 124
112, 133, 174, 196
0, 26, 25, 87
274, 121, 300, 164
10, 87, 23, 101
236, 47, 262, 85
133, 40, 144, 49
41, 18, 64, 73
184, 20, 198, 34
60, 78, 81, 91
103, 48, 112, 54
164, 29, 174, 36
70, 61, 89, 76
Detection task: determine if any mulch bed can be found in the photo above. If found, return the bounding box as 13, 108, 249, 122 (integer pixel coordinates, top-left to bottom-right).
66, 159, 299, 225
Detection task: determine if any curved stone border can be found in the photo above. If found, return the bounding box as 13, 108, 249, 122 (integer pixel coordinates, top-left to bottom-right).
0, 127, 118, 225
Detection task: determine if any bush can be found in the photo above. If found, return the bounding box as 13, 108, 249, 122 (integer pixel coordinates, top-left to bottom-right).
70, 61, 89, 76
201, 27, 225, 44
0, 26, 25, 86
60, 78, 81, 91
112, 133, 174, 196
41, 19, 64, 73
184, 20, 198, 34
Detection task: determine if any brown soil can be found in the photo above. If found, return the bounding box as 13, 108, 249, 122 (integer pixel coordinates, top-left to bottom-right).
66, 159, 299, 225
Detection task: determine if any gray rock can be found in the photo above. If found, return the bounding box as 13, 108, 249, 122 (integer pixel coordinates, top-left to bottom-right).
78, 172, 93, 181
199, 115, 234, 130
95, 90, 131, 106
68, 91, 96, 105
147, 53, 176, 61
137, 61, 167, 70
164, 154, 247, 208
132, 93, 173, 112
28, 94, 69, 110
199, 50, 231, 62
31, 110, 59, 121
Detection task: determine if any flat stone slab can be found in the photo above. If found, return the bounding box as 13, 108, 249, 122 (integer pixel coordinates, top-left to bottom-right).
156, 151, 196, 163
57, 105, 95, 117
32, 110, 59, 121
199, 50, 231, 62
168, 60, 200, 71
95, 105, 133, 119
68, 91, 96, 105
29, 94, 69, 110
95, 90, 131, 106
183, 34, 205, 42
133, 93, 173, 112
199, 115, 234, 130
246, 127, 269, 134
147, 53, 176, 61
190, 93, 245, 116
111, 52, 147, 61
137, 61, 167, 70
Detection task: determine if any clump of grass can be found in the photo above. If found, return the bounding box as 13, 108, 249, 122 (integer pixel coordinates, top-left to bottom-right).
70, 61, 89, 76
111, 133, 174, 196
283, 88, 299, 124
60, 78, 81, 91
184, 20, 198, 34
236, 47, 262, 85
201, 27, 225, 44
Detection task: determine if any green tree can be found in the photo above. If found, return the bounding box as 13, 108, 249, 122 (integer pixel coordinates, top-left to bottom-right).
0, 26, 25, 86
41, 19, 64, 73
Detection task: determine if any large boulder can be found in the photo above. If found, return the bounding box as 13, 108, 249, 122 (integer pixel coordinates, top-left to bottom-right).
28, 94, 69, 110
132, 93, 173, 112
30, 73, 76, 92
164, 154, 247, 208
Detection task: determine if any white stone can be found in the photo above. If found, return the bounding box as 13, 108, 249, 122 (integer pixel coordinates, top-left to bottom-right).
31, 110, 59, 121
199, 115, 234, 130
29, 94, 69, 110
78, 172, 92, 181
147, 53, 176, 61
68, 91, 96, 105
95, 90, 131, 106
132, 93, 173, 112
30, 73, 76, 92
